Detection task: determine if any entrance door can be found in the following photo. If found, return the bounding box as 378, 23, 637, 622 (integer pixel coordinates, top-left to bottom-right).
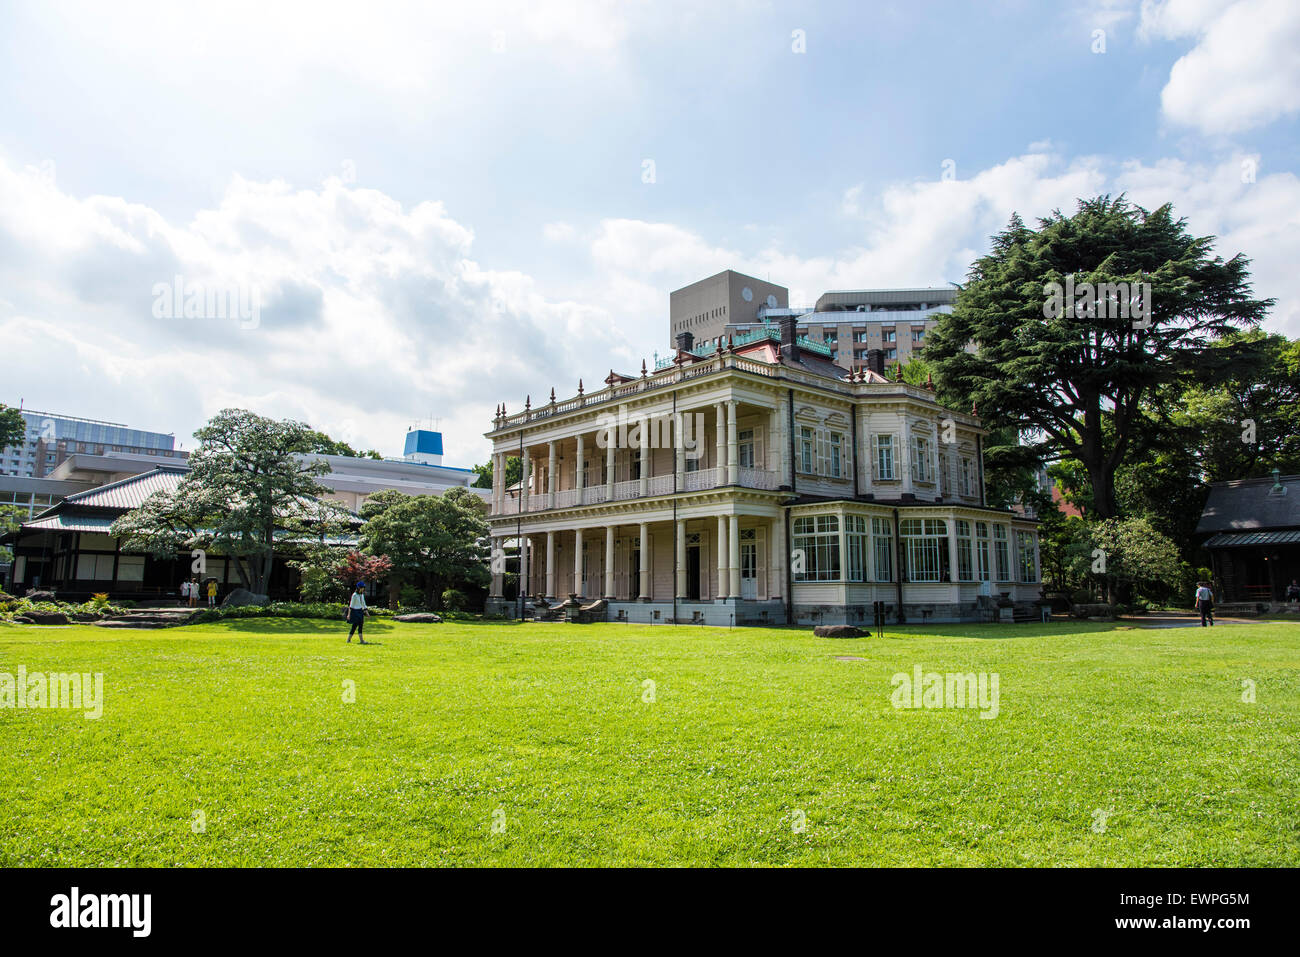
630, 546, 641, 599
687, 543, 701, 600
740, 535, 757, 599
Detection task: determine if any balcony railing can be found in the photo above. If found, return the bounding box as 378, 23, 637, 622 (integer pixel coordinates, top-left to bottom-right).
492, 467, 780, 515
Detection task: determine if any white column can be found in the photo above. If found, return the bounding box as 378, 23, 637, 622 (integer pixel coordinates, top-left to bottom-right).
900, 425, 914, 496
860, 410, 873, 495
606, 438, 615, 498
548, 441, 557, 509
574, 527, 584, 597
638, 428, 648, 497
728, 513, 741, 599
776, 404, 790, 486
604, 525, 615, 599
675, 413, 686, 481
727, 400, 739, 485
521, 447, 531, 509
576, 434, 585, 503
948, 520, 960, 584
715, 403, 726, 480
716, 514, 728, 600
545, 530, 556, 599
675, 519, 687, 599
490, 535, 503, 596
771, 518, 785, 601
638, 522, 650, 599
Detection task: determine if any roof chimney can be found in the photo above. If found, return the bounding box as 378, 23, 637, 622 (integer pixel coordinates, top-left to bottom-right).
866, 348, 885, 375
778, 315, 799, 362
675, 330, 694, 353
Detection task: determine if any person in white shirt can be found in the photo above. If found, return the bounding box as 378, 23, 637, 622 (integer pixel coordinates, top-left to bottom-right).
346, 582, 369, 644
180, 580, 190, 604
1194, 581, 1215, 627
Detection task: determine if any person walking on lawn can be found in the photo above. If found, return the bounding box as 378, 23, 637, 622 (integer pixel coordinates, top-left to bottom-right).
1194, 581, 1215, 627
346, 582, 370, 644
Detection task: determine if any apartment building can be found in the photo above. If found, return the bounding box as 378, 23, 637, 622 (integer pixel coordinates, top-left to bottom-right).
484, 315, 1041, 625
668, 271, 958, 375
2, 408, 180, 478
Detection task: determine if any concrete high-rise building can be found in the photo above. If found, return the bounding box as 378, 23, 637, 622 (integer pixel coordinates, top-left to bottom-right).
668, 270, 789, 350
2, 409, 180, 478
668, 272, 959, 375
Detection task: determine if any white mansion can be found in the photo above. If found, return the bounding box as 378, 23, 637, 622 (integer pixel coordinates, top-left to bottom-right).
483, 316, 1042, 625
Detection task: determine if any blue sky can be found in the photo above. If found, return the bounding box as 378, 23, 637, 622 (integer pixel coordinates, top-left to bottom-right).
0, 0, 1297, 464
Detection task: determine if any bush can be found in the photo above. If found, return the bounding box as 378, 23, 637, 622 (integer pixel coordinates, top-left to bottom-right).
399, 584, 424, 608
441, 588, 466, 612
184, 601, 397, 625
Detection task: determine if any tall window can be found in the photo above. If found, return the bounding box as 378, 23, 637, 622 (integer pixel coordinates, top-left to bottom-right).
1017, 531, 1038, 582
792, 515, 840, 581
899, 518, 949, 582
911, 435, 931, 483
955, 520, 973, 581
846, 515, 868, 582
961, 458, 973, 496
872, 517, 893, 581
800, 427, 814, 474
830, 432, 843, 478
994, 525, 1011, 581
875, 435, 895, 480
975, 522, 991, 581
738, 429, 754, 468
938, 451, 948, 495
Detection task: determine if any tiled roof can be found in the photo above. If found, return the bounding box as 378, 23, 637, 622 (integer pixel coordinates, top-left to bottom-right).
20, 514, 117, 533
61, 467, 187, 511
1203, 530, 1300, 548
1195, 474, 1300, 534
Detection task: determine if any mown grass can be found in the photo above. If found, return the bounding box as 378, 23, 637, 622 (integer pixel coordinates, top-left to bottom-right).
1, 617, 1297, 866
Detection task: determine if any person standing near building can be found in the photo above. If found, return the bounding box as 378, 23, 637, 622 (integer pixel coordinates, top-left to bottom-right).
190, 579, 200, 608
180, 579, 190, 606
206, 579, 217, 607
346, 582, 369, 644
1194, 581, 1215, 627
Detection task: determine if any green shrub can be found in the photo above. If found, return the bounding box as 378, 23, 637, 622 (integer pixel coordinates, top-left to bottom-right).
440, 588, 466, 612
183, 601, 398, 625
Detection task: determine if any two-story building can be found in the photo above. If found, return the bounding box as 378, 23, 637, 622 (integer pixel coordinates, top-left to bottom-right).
483, 315, 1042, 625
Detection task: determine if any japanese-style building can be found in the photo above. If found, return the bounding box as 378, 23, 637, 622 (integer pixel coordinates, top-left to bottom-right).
1197, 470, 1300, 605
1, 467, 311, 600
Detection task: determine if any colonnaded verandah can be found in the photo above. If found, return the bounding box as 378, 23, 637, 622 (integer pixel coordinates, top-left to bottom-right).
484, 313, 1043, 626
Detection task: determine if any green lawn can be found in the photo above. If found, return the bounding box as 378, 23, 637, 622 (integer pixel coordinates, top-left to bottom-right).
1, 617, 1297, 866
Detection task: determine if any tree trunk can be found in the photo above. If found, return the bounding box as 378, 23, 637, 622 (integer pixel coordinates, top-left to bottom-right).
1088, 465, 1118, 519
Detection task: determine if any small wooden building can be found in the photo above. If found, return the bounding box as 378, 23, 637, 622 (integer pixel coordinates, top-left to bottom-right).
1197, 470, 1300, 603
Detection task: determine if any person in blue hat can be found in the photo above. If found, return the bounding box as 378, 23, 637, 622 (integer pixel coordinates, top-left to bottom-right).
346, 581, 370, 643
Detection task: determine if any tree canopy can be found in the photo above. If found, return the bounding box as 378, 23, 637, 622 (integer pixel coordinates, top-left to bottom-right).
925, 195, 1273, 518
359, 487, 489, 607
111, 409, 354, 594
0, 405, 26, 451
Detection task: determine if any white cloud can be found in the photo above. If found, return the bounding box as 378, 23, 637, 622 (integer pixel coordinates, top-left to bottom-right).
1, 143, 1295, 469
1140, 0, 1300, 134
0, 158, 622, 467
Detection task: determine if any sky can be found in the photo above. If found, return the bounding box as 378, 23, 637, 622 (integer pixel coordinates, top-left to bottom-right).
0, 0, 1297, 466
